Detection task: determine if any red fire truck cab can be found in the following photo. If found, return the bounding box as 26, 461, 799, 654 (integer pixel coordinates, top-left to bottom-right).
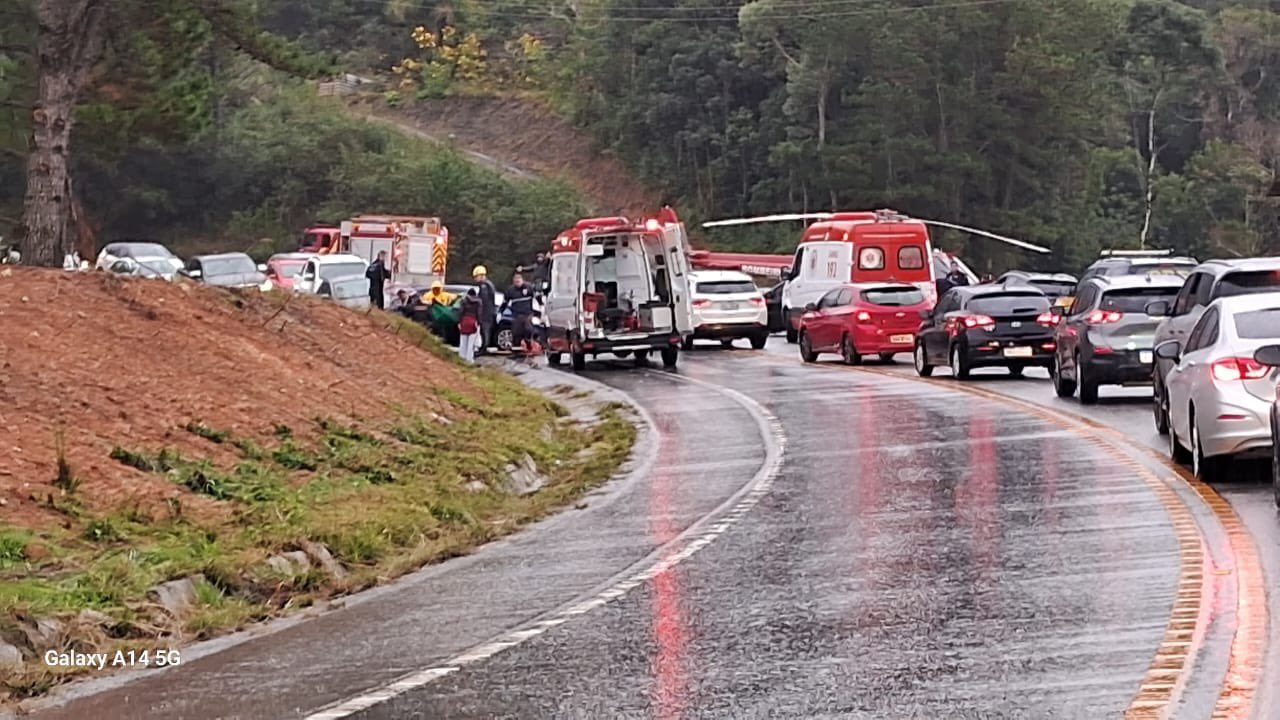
544, 208, 695, 371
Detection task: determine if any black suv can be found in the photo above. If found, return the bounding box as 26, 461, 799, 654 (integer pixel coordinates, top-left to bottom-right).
914, 286, 1056, 379
1050, 275, 1184, 404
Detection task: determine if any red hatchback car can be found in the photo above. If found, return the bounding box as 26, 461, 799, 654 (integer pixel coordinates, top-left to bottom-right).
799, 283, 930, 364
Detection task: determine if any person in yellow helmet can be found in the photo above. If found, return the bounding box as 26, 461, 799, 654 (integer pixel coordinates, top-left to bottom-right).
423, 280, 457, 306
472, 265, 496, 355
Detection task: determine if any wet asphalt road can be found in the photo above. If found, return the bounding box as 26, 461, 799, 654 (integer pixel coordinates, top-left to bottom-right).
28, 342, 1274, 719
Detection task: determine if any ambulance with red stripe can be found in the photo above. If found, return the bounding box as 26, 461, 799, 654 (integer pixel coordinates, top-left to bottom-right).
543, 208, 694, 371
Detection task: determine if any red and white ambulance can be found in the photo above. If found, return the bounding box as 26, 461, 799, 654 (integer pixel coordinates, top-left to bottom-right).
543, 208, 694, 371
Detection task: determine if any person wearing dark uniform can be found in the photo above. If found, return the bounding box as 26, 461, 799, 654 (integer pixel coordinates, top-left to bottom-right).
473, 265, 497, 354
365, 251, 391, 309
502, 272, 537, 353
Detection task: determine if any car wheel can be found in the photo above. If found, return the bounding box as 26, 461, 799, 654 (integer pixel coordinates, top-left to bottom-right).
1168, 406, 1191, 465
750, 333, 768, 350
1191, 413, 1225, 482
840, 335, 862, 366
634, 350, 650, 367
496, 327, 514, 352
614, 350, 632, 359
1272, 415, 1280, 508
785, 311, 798, 344
914, 342, 934, 377
1078, 354, 1098, 405
799, 332, 818, 363
1052, 355, 1077, 398
547, 352, 562, 367
721, 338, 735, 349
1152, 378, 1169, 435
950, 344, 970, 380
878, 352, 896, 363
1008, 364, 1025, 378
571, 352, 586, 371
682, 336, 695, 351
661, 346, 679, 369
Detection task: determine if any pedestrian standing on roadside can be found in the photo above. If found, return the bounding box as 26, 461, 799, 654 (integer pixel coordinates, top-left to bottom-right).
473, 265, 497, 355
366, 251, 391, 310
457, 288, 483, 364
502, 272, 537, 354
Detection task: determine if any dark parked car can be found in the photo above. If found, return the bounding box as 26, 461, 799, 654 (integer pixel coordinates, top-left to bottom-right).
182, 253, 268, 290
1050, 275, 1183, 404
763, 281, 787, 334
997, 271, 1078, 307
914, 286, 1056, 379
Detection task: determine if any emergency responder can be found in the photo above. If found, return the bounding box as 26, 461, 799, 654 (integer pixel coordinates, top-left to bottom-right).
502, 272, 537, 354
366, 251, 391, 309
473, 265, 497, 355
423, 281, 457, 306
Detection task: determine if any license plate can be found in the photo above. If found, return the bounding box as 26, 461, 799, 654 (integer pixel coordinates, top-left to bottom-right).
890, 334, 913, 344
720, 302, 738, 310
1140, 350, 1153, 364
1003, 346, 1033, 358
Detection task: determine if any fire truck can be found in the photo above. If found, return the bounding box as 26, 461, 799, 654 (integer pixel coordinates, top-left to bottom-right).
300, 216, 449, 288
543, 207, 694, 371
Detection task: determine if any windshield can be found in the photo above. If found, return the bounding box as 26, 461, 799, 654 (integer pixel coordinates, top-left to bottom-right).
967, 294, 1050, 315
862, 287, 925, 306
696, 280, 756, 294
118, 243, 174, 259
1217, 270, 1280, 298
1029, 281, 1075, 298
202, 256, 256, 277
136, 259, 175, 276
319, 262, 366, 280
1100, 288, 1178, 313
1235, 308, 1280, 339
271, 260, 306, 278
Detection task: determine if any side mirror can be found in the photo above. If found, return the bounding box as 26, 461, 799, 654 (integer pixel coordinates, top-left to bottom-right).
918, 308, 933, 320
1254, 345, 1280, 368
185, 268, 202, 279
804, 302, 818, 313
1050, 305, 1067, 317
781, 266, 793, 279
1155, 340, 1182, 361
1145, 300, 1170, 318
257, 263, 268, 273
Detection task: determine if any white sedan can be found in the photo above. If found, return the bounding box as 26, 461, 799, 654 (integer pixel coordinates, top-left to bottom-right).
1158, 293, 1280, 481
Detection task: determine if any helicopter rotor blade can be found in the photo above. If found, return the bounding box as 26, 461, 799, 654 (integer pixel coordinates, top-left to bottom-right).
701, 212, 834, 228
918, 219, 1051, 254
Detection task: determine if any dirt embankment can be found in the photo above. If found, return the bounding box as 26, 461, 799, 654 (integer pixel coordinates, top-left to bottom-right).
351, 95, 656, 216
0, 269, 464, 528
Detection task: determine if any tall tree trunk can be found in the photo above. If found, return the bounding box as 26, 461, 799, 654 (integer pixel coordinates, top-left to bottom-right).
1138, 102, 1159, 250
20, 0, 106, 267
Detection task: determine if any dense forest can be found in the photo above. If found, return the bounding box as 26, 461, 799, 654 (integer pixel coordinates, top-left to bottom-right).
2, 0, 1278, 273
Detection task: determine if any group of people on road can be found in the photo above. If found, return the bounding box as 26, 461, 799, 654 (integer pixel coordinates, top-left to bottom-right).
364, 250, 545, 365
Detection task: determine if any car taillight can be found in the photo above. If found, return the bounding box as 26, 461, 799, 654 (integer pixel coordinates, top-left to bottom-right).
1211, 357, 1269, 383
962, 314, 995, 329
692, 298, 711, 308
1036, 312, 1060, 326
855, 310, 872, 323
1086, 310, 1123, 325
749, 296, 765, 306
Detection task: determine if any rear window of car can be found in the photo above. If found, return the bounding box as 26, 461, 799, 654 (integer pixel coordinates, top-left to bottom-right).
203, 256, 256, 276
1216, 270, 1280, 298
1099, 287, 1178, 313
862, 288, 925, 306
897, 246, 925, 270
1234, 308, 1280, 339
1130, 262, 1194, 277
966, 293, 1050, 315
1029, 281, 1075, 297
696, 280, 756, 294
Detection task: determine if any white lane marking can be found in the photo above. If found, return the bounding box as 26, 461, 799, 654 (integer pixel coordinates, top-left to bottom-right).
305, 371, 786, 720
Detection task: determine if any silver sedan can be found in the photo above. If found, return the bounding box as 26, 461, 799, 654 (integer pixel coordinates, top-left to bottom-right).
1157, 293, 1280, 480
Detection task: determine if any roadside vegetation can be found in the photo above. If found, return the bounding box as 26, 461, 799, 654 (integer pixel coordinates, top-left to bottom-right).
0, 272, 635, 701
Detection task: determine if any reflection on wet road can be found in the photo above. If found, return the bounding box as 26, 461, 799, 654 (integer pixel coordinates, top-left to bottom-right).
360, 353, 1189, 719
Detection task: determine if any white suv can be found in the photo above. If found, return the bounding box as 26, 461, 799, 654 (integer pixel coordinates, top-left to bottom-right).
685, 270, 769, 349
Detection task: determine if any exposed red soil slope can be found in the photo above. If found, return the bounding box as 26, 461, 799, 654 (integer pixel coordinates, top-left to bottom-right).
0, 269, 462, 529
352, 95, 656, 216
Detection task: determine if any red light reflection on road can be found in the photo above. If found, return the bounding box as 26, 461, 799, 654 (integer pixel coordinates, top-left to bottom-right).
649, 435, 688, 720
959, 410, 998, 580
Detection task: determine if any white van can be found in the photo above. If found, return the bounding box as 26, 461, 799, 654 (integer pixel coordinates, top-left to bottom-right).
544, 210, 694, 370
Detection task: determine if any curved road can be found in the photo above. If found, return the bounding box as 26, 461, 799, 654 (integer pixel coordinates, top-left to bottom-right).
26, 345, 1276, 719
